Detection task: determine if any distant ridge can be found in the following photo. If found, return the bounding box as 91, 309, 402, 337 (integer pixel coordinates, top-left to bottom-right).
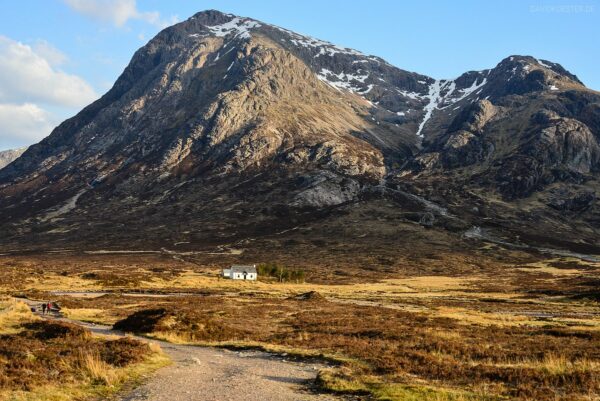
0, 147, 27, 170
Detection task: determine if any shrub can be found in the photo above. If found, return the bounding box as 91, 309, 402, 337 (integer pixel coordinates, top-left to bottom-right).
257, 262, 305, 283
113, 308, 169, 333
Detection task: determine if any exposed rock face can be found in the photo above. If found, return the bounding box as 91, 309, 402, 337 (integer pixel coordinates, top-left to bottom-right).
526, 116, 600, 174
0, 10, 598, 255
426, 100, 498, 168
292, 172, 362, 208
0, 147, 27, 170
546, 186, 596, 212
448, 100, 497, 133
494, 114, 600, 199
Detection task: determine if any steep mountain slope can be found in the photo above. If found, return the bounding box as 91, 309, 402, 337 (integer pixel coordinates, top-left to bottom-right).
0, 147, 27, 170
0, 10, 598, 261
397, 56, 600, 253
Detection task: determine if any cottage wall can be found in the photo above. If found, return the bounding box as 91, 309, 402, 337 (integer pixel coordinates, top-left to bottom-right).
225, 265, 257, 280
231, 272, 257, 280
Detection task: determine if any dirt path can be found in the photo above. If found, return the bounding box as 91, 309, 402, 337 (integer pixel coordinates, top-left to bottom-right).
18, 298, 348, 401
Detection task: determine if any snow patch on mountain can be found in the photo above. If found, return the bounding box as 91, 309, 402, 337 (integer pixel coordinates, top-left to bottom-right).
416, 80, 443, 137
397, 90, 423, 100
416, 74, 489, 136
536, 58, 553, 69
317, 68, 370, 93
450, 77, 488, 104
273, 25, 363, 57
207, 17, 261, 39
357, 84, 374, 95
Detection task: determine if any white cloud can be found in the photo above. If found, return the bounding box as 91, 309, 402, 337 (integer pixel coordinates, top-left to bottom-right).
33, 40, 69, 66
64, 0, 179, 28
0, 103, 58, 146
0, 36, 98, 108
0, 37, 98, 149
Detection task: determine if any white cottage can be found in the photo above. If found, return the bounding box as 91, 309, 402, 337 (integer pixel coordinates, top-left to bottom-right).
222, 265, 257, 281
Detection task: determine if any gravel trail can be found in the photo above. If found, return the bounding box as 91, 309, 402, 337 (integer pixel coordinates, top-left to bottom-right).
18, 298, 347, 401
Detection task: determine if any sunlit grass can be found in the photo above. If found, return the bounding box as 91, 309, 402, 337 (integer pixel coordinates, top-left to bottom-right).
0, 298, 38, 334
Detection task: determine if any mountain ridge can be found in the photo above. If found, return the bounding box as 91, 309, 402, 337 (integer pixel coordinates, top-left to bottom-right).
1, 10, 598, 261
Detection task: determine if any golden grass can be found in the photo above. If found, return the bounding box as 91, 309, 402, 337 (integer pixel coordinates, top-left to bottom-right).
517, 256, 599, 276
538, 354, 600, 375
517, 265, 582, 276
0, 298, 171, 401
0, 298, 38, 334
0, 344, 170, 401
368, 384, 494, 401
20, 274, 102, 292
137, 271, 507, 304
316, 370, 493, 401
494, 353, 600, 375
434, 306, 532, 327
61, 307, 117, 325
79, 350, 119, 386
143, 271, 476, 293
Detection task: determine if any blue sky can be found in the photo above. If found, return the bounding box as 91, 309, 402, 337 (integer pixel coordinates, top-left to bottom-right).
0, 0, 598, 150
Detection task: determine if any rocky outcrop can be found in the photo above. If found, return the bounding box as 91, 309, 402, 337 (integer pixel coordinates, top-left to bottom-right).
546, 186, 596, 212
524, 115, 600, 174
414, 100, 498, 169
291, 172, 362, 208
494, 114, 599, 199
447, 100, 497, 133
440, 100, 497, 168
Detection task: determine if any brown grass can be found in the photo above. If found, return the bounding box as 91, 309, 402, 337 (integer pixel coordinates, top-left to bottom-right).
111, 295, 600, 401
0, 303, 168, 400
2, 252, 600, 401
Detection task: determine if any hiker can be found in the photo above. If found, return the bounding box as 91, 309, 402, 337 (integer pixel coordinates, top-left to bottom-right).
47, 302, 52, 313
41, 303, 47, 315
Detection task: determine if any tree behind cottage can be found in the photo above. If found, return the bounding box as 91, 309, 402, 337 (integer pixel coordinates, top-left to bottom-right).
257, 263, 305, 283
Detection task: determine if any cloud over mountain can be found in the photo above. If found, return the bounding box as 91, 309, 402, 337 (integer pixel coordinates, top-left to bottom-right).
0, 103, 57, 149
0, 36, 97, 148
64, 0, 178, 28
0, 36, 98, 108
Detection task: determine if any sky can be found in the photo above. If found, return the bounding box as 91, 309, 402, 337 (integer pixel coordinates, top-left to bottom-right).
0, 0, 598, 151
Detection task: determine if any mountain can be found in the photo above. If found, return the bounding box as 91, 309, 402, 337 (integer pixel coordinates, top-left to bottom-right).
1, 10, 599, 264
0, 147, 27, 170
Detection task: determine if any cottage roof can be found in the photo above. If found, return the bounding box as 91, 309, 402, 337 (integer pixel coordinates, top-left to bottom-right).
230, 265, 257, 274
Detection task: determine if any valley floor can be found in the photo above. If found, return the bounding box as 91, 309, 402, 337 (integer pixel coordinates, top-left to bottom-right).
1, 249, 600, 401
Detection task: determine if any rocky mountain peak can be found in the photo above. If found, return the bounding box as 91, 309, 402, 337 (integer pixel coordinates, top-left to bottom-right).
190, 9, 240, 25
476, 55, 585, 98
0, 10, 598, 254
497, 55, 582, 83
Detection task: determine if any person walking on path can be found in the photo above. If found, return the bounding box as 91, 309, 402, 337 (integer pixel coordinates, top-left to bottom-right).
47, 302, 52, 314
41, 303, 47, 315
